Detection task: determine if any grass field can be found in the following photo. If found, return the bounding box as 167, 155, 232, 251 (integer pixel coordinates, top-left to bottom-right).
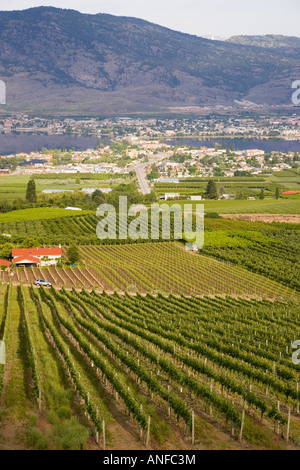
0, 173, 132, 203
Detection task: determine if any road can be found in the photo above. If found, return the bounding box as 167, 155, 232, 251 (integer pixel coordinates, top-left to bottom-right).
134, 162, 151, 195
133, 153, 169, 195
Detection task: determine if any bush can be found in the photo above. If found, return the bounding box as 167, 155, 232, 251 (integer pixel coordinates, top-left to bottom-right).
27, 412, 39, 427
46, 410, 59, 425
50, 384, 71, 408
205, 212, 221, 218
54, 417, 89, 450
56, 406, 72, 419
27, 427, 49, 450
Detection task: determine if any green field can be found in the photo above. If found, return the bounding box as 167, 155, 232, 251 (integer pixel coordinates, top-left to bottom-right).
155, 171, 300, 201
0, 207, 93, 223
166, 198, 300, 214
0, 173, 132, 203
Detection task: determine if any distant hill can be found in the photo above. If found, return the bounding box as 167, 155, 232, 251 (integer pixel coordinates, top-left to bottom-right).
227, 35, 300, 56
0, 7, 299, 114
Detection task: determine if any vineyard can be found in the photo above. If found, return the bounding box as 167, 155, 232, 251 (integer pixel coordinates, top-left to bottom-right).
1, 285, 300, 450
202, 218, 300, 291
75, 243, 297, 299
0, 210, 98, 245
0, 242, 296, 298
0, 266, 103, 289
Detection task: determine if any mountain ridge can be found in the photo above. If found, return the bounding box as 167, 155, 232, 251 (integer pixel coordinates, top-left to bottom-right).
0, 7, 299, 115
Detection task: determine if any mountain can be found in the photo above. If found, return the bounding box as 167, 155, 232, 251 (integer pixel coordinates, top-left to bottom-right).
0, 7, 299, 115
227, 35, 300, 55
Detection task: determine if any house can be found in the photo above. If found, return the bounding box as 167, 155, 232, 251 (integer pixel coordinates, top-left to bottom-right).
0, 259, 11, 269
12, 247, 62, 267
12, 255, 40, 268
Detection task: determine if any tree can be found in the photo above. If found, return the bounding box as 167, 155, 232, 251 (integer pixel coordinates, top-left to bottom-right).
26, 179, 37, 203
1, 201, 12, 213
67, 245, 80, 265
0, 243, 13, 259
259, 189, 265, 200
92, 189, 106, 206
293, 153, 300, 162
205, 180, 218, 199
147, 164, 159, 181
275, 187, 280, 199
21, 238, 41, 248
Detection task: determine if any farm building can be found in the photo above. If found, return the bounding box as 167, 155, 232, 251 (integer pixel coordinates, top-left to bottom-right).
12, 247, 62, 267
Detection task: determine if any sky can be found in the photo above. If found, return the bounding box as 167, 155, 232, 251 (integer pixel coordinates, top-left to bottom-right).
0, 0, 299, 38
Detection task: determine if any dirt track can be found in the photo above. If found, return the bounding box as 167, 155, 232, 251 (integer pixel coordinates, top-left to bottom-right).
221, 213, 300, 224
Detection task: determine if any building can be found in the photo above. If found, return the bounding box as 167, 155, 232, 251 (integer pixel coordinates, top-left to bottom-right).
164, 193, 180, 200
244, 149, 265, 157
0, 259, 11, 268
12, 247, 62, 267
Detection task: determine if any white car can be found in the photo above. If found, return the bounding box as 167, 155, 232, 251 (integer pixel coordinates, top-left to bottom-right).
34, 279, 52, 287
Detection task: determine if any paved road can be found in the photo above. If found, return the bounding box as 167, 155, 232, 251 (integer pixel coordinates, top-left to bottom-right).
135, 162, 151, 195
133, 153, 169, 195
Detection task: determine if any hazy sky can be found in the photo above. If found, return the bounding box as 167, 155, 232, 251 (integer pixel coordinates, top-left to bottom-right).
0, 0, 299, 38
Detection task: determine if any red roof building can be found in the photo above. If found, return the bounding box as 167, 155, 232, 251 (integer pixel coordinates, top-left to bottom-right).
13, 255, 40, 266
282, 191, 300, 195
0, 259, 11, 267
12, 247, 62, 259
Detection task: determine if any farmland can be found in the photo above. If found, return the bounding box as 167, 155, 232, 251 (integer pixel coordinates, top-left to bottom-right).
0, 209, 98, 245
202, 218, 300, 291
165, 198, 300, 214
0, 173, 131, 203
154, 171, 300, 200
0, 266, 102, 290
0, 195, 299, 450
1, 284, 300, 450
0, 242, 295, 299
74, 243, 297, 299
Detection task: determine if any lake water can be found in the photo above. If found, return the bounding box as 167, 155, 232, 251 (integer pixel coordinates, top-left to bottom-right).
1, 133, 300, 155
164, 138, 300, 153
0, 133, 108, 155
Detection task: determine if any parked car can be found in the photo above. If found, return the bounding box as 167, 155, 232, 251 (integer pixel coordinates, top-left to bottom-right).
34, 279, 52, 287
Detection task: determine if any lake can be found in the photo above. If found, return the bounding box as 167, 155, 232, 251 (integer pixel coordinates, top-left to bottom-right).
164, 138, 300, 153
0, 133, 108, 155
1, 133, 300, 155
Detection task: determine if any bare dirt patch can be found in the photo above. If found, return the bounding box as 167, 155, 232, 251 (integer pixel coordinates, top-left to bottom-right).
221, 213, 300, 224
